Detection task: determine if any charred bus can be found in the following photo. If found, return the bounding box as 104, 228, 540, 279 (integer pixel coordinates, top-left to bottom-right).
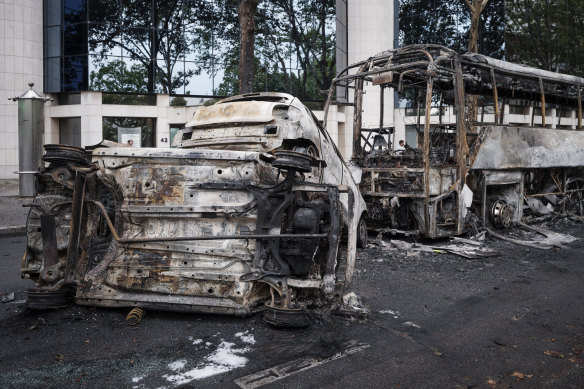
323, 44, 584, 238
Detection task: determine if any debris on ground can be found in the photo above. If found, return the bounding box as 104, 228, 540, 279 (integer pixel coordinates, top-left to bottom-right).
369, 217, 579, 258
487, 224, 578, 250
342, 292, 366, 312
2, 292, 15, 303
519, 223, 577, 247
370, 237, 499, 259
511, 371, 532, 381
334, 292, 369, 320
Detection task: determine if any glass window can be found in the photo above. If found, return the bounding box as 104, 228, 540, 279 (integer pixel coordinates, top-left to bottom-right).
122, 0, 152, 27
102, 93, 156, 105
59, 117, 82, 146
63, 24, 88, 56
89, 55, 118, 91
44, 0, 63, 27
62, 56, 88, 91
45, 0, 337, 97
123, 58, 150, 92
89, 0, 121, 24
88, 23, 123, 57
170, 61, 186, 95
156, 59, 180, 94
122, 27, 152, 60
44, 26, 62, 58
64, 0, 87, 24
184, 62, 208, 95
44, 57, 61, 93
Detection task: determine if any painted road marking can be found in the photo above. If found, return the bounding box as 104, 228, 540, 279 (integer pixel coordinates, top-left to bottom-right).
234, 340, 370, 389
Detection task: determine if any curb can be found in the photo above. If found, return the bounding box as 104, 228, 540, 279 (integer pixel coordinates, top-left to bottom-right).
0, 226, 26, 236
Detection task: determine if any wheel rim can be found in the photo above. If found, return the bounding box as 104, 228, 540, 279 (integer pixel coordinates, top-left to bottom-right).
359, 219, 367, 246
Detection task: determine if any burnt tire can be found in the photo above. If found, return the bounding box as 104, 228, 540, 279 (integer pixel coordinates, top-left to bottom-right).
357, 216, 368, 249
263, 306, 311, 328
26, 287, 75, 310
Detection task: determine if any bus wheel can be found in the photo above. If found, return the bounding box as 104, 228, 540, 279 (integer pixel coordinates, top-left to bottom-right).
357, 216, 368, 248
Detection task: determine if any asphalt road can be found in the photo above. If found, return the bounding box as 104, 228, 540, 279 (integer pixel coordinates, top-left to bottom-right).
1, 220, 583, 388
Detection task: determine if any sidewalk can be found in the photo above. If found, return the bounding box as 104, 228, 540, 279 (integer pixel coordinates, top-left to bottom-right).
0, 180, 30, 235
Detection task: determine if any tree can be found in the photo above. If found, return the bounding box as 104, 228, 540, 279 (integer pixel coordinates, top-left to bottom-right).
211, 0, 336, 100
463, 0, 490, 52
398, 0, 504, 58
88, 0, 202, 94
399, 0, 468, 52
90, 59, 148, 93
506, 0, 584, 77
89, 0, 336, 99
399, 0, 504, 126
258, 0, 336, 99
238, 0, 261, 94
462, 0, 490, 127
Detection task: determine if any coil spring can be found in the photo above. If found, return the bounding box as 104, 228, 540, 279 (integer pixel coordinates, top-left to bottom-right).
126, 307, 145, 326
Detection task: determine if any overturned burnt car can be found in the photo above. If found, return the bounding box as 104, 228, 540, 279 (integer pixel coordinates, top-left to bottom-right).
21, 93, 366, 326
323, 44, 584, 238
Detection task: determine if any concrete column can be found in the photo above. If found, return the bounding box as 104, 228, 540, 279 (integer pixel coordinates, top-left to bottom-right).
550, 108, 557, 129
156, 94, 170, 148
81, 92, 104, 146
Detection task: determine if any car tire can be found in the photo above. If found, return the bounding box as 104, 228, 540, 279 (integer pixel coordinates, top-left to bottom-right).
357, 216, 368, 248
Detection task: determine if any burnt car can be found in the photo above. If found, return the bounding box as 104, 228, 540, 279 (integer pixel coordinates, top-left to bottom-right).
21, 92, 366, 326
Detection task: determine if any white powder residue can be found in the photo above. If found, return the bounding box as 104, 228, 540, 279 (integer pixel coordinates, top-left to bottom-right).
234, 330, 256, 345
168, 360, 187, 371
163, 341, 250, 386
164, 363, 231, 385
379, 309, 400, 318
205, 342, 212, 346
132, 375, 145, 383
191, 338, 203, 345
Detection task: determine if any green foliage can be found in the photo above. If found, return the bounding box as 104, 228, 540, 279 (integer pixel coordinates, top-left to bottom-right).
88, 0, 203, 93
206, 0, 337, 99
88, 0, 336, 99
399, 0, 505, 58
169, 96, 187, 106
90, 60, 148, 93
506, 0, 584, 76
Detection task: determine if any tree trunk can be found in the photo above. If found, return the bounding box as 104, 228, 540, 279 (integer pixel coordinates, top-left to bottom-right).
468, 11, 481, 53
464, 0, 489, 53
238, 0, 260, 95
464, 0, 489, 131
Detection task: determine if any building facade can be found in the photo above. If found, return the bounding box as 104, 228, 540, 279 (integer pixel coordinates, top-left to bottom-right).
3, 0, 396, 179
0, 0, 44, 179
2, 0, 583, 180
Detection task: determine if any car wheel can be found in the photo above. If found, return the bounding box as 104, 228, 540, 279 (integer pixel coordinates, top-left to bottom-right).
357, 216, 368, 248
